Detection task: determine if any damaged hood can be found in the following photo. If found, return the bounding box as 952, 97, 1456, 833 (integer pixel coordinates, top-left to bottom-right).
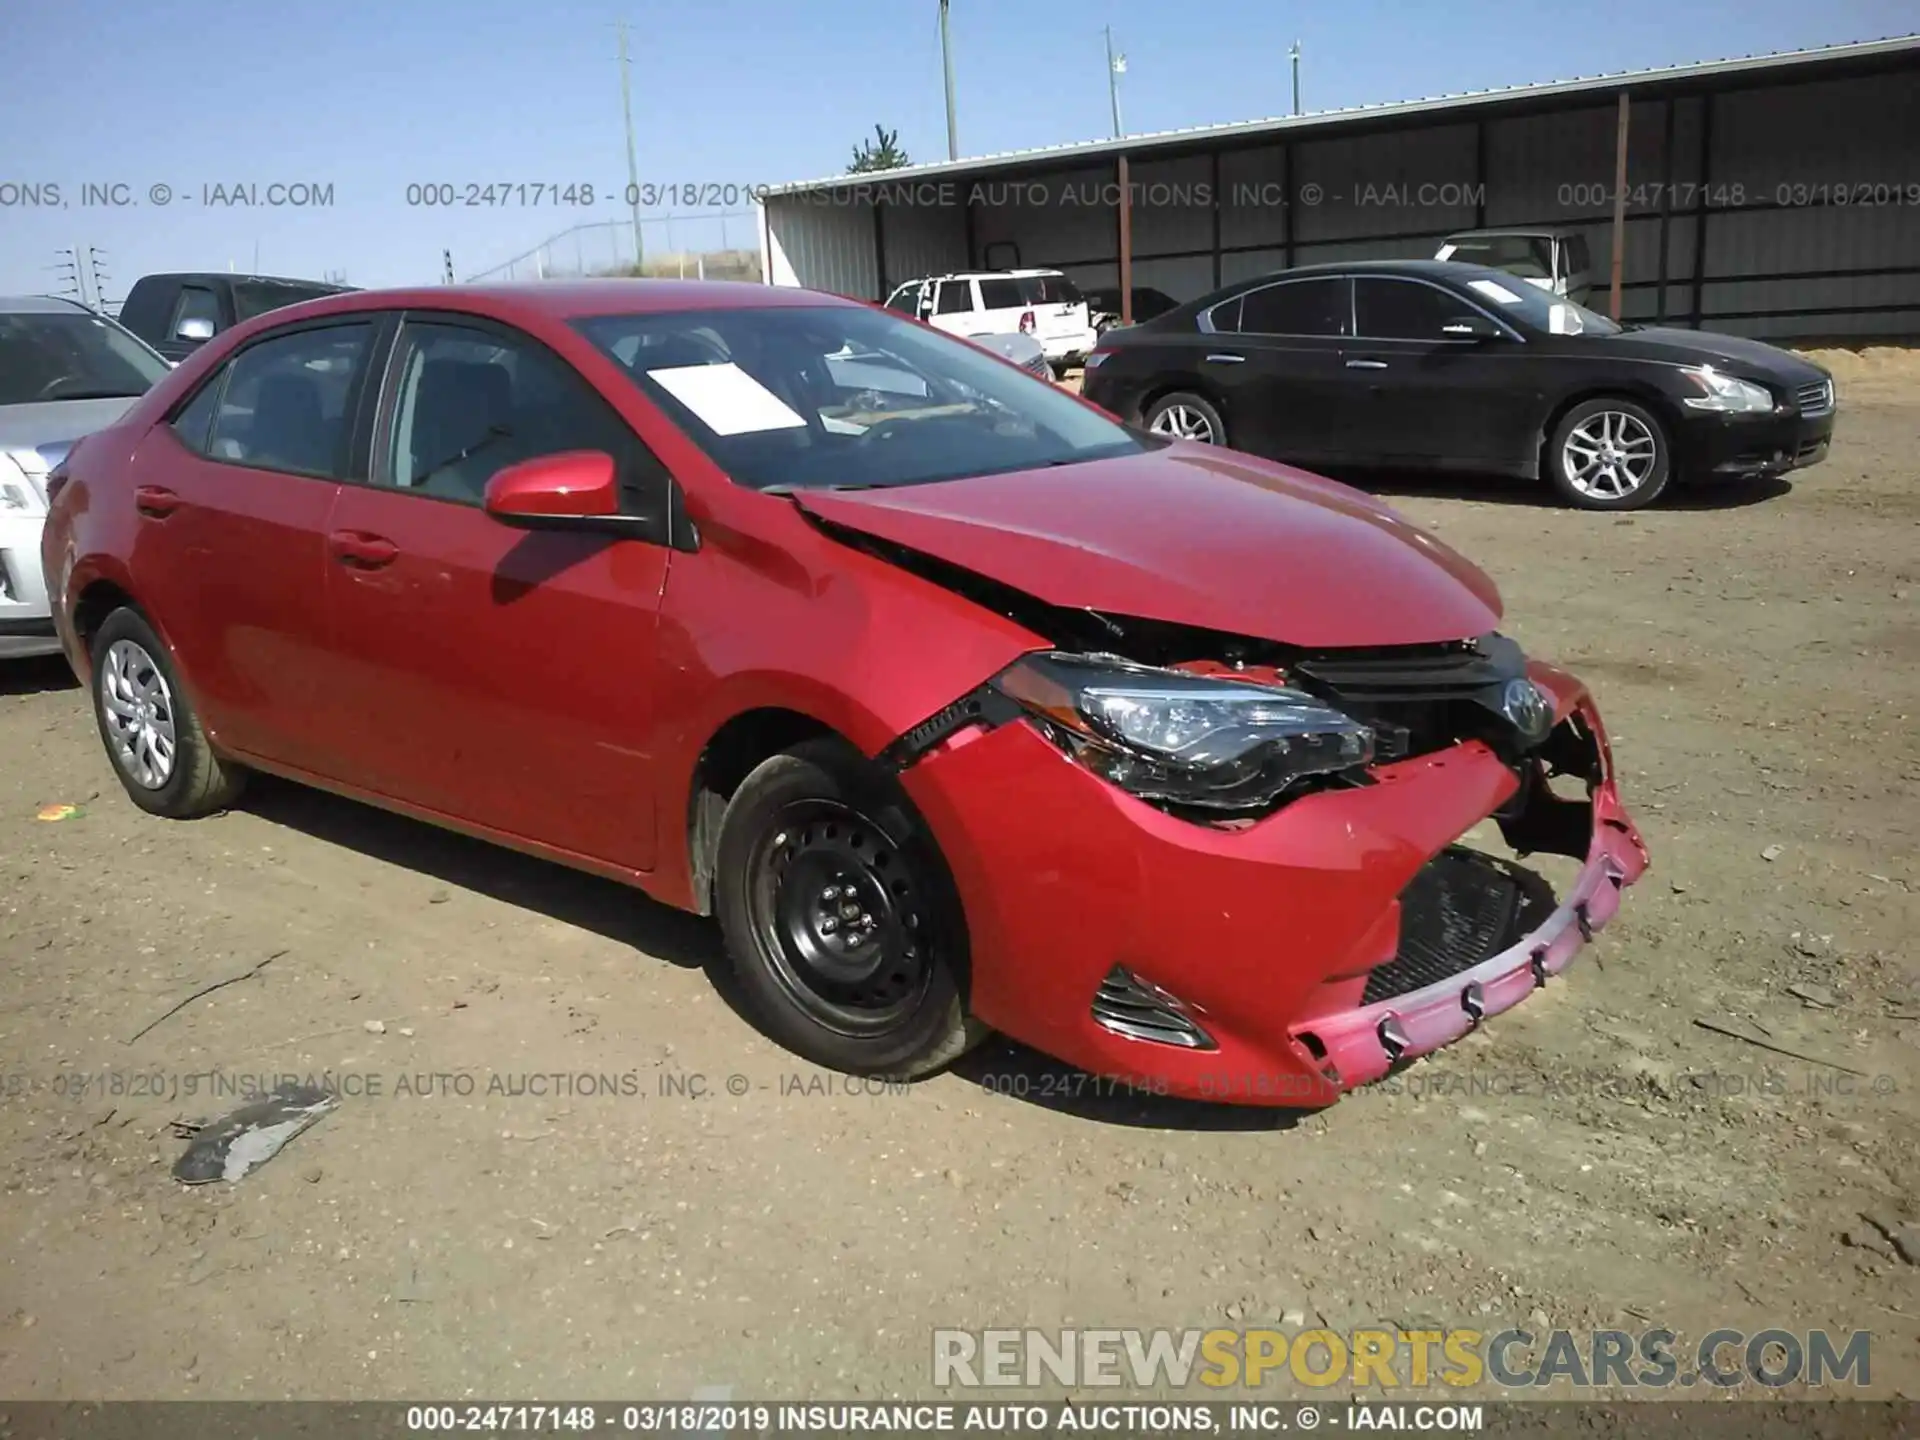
794, 445, 1502, 649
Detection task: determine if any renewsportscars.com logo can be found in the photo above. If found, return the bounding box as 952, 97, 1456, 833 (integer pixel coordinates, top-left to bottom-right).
932, 1326, 1872, 1391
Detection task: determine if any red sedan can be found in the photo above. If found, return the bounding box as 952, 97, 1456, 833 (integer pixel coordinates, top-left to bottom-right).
40, 280, 1647, 1106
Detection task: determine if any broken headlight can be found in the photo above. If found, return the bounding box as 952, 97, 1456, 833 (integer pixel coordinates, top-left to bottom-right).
993, 651, 1374, 811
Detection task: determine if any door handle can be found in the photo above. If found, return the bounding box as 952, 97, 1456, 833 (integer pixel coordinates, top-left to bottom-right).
327, 529, 398, 569
1204, 352, 1246, 364
1345, 358, 1389, 370
134, 485, 182, 518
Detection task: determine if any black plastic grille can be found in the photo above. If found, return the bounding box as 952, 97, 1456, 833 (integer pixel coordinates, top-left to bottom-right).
1362, 849, 1548, 1006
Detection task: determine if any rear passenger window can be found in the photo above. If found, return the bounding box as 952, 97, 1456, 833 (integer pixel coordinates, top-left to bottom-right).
208, 324, 372, 478
976, 279, 1023, 311
1239, 278, 1351, 337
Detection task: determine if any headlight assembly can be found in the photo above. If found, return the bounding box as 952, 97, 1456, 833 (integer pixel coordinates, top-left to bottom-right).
993, 651, 1373, 812
1679, 365, 1774, 414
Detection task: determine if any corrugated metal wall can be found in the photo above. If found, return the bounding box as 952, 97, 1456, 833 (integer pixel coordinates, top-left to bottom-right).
767, 56, 1919, 339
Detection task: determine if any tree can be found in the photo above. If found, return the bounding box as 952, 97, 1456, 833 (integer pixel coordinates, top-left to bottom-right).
848, 124, 910, 174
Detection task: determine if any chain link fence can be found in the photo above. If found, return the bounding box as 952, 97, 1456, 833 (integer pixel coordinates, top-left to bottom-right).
463, 215, 760, 284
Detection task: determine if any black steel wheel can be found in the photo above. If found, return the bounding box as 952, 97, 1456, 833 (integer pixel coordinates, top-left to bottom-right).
714, 739, 986, 1076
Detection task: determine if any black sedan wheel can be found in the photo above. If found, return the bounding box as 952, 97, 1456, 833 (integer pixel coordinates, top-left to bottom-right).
1548, 398, 1672, 510
1145, 392, 1226, 446
713, 739, 985, 1078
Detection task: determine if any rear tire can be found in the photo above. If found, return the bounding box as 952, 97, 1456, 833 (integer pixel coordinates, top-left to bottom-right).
88, 607, 245, 818
1145, 391, 1227, 446
1547, 397, 1672, 510
712, 738, 987, 1079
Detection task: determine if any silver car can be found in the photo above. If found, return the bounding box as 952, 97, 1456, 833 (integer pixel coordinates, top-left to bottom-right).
1, 296, 171, 658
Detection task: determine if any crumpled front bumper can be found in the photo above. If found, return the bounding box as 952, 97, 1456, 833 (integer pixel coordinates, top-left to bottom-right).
898, 662, 1648, 1107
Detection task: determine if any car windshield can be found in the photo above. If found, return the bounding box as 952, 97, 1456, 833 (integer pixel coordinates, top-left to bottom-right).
1441, 234, 1555, 279
1459, 274, 1622, 337
1018, 274, 1083, 305
0, 310, 170, 406
576, 304, 1148, 492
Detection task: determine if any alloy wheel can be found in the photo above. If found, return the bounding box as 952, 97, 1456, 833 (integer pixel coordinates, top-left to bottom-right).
99, 639, 178, 789
1562, 410, 1658, 500
744, 799, 936, 1037
1149, 404, 1218, 443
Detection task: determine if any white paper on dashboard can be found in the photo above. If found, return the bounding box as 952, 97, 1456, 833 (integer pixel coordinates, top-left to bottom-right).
647, 363, 807, 435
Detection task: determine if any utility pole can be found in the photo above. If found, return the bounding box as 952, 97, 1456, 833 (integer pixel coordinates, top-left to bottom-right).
443, 250, 457, 285
939, 0, 958, 160
1105, 27, 1126, 139
52, 247, 83, 306
617, 19, 645, 269
1290, 41, 1302, 115
87, 247, 111, 311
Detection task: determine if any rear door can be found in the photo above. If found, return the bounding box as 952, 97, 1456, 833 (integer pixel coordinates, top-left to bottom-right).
319, 314, 675, 869
130, 319, 377, 772
1204, 275, 1358, 462
1017, 273, 1089, 347
1345, 276, 1540, 471
971, 276, 1028, 336
926, 278, 981, 337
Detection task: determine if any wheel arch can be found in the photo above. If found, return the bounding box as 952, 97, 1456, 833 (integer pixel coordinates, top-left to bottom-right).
682, 706, 847, 916
1536, 384, 1681, 474
1136, 374, 1228, 430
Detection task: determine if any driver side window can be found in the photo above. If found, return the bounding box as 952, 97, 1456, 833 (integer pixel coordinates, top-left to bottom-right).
378, 319, 673, 514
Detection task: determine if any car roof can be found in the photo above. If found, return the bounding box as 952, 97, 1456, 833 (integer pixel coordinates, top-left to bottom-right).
0, 294, 93, 315
132, 272, 353, 290
1249, 259, 1489, 280
212, 278, 864, 331
1442, 229, 1567, 239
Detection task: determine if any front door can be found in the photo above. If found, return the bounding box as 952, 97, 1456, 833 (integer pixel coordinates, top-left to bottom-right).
129, 319, 376, 773
1344, 277, 1540, 472
320, 315, 675, 871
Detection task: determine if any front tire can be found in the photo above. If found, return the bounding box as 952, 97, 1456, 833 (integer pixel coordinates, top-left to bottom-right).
1548, 398, 1671, 510
713, 739, 986, 1078
1144, 391, 1227, 446
88, 607, 245, 818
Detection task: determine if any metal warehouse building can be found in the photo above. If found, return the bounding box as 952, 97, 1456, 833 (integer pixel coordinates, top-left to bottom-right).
757, 34, 1920, 340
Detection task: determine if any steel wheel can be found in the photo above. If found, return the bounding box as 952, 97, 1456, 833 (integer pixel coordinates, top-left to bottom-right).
743, 797, 935, 1037
1561, 409, 1658, 500
1148, 403, 1219, 443
99, 639, 178, 789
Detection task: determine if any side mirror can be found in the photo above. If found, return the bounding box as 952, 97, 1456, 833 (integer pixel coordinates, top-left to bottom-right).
484, 451, 619, 528
175, 316, 216, 343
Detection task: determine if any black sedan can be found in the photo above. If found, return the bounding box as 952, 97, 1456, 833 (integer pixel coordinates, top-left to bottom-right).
1080, 260, 1837, 510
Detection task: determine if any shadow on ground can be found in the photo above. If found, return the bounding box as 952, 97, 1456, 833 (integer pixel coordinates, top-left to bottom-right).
950, 1037, 1307, 1132
1344, 468, 1794, 511
239, 774, 722, 970
0, 654, 79, 698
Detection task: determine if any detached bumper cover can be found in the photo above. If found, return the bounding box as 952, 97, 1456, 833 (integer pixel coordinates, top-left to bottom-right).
900, 665, 1647, 1107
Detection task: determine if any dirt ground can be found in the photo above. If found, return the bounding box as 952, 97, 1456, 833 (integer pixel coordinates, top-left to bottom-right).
1, 353, 1916, 1404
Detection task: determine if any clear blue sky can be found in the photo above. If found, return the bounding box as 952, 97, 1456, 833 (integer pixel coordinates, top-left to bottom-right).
2, 0, 1911, 298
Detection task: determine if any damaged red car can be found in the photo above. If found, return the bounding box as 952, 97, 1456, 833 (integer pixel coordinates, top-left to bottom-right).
41, 280, 1648, 1106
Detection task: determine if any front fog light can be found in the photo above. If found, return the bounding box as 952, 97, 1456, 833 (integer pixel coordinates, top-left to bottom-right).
993, 651, 1373, 812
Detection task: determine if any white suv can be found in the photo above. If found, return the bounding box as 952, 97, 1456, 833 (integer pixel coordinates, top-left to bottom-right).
884, 269, 1099, 373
